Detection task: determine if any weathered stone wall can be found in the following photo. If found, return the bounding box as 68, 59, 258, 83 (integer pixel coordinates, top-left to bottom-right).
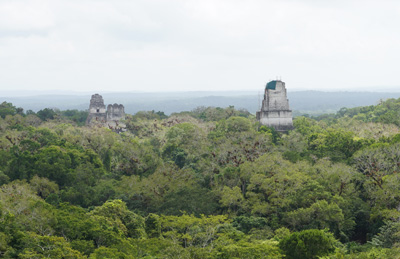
257, 80, 293, 132
257, 110, 293, 131
86, 94, 125, 127
107, 104, 125, 121
86, 94, 107, 125
89, 94, 106, 113
262, 81, 290, 111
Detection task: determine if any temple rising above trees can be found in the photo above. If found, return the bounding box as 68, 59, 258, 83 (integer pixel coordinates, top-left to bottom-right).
256, 80, 293, 132
86, 93, 126, 132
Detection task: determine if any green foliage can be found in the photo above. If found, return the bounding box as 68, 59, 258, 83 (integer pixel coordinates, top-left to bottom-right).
232, 216, 268, 234
369, 221, 400, 248
37, 108, 57, 121
29, 175, 59, 199
279, 229, 338, 259
214, 239, 282, 259
19, 232, 86, 258
285, 200, 345, 234
89, 246, 135, 259
160, 186, 218, 216
259, 125, 280, 144
323, 247, 400, 259
190, 106, 251, 122
159, 213, 229, 248
0, 103, 400, 257
162, 144, 187, 168
220, 186, 244, 213
60, 109, 89, 126
89, 199, 146, 239
0, 101, 23, 119
331, 97, 400, 127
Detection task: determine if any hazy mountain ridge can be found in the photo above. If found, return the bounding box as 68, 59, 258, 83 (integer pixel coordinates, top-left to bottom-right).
2, 91, 400, 116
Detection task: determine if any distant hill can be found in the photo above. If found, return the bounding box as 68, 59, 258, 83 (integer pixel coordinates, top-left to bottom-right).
2, 91, 400, 116
288, 91, 400, 116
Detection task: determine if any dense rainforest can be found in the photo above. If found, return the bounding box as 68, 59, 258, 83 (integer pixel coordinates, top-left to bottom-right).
1, 98, 400, 258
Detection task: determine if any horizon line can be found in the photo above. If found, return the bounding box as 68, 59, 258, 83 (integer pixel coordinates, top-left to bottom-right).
2, 88, 400, 97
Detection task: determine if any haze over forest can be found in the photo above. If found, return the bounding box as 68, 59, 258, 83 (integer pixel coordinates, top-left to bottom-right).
2, 90, 400, 116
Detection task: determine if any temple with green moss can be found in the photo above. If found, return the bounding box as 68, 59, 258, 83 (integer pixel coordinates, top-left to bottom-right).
256, 80, 293, 132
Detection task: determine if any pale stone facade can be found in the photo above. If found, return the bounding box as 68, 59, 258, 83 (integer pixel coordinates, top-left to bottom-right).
256, 80, 293, 132
107, 104, 125, 121
86, 94, 107, 124
86, 94, 125, 131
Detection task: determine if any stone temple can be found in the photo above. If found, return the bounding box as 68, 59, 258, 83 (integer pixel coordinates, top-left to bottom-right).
256, 80, 293, 132
86, 94, 125, 130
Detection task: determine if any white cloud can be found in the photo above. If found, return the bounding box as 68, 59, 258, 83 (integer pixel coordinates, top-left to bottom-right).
0, 0, 54, 31
0, 0, 400, 92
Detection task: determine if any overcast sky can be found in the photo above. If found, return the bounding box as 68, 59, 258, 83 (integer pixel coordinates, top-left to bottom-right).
1, 0, 399, 93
